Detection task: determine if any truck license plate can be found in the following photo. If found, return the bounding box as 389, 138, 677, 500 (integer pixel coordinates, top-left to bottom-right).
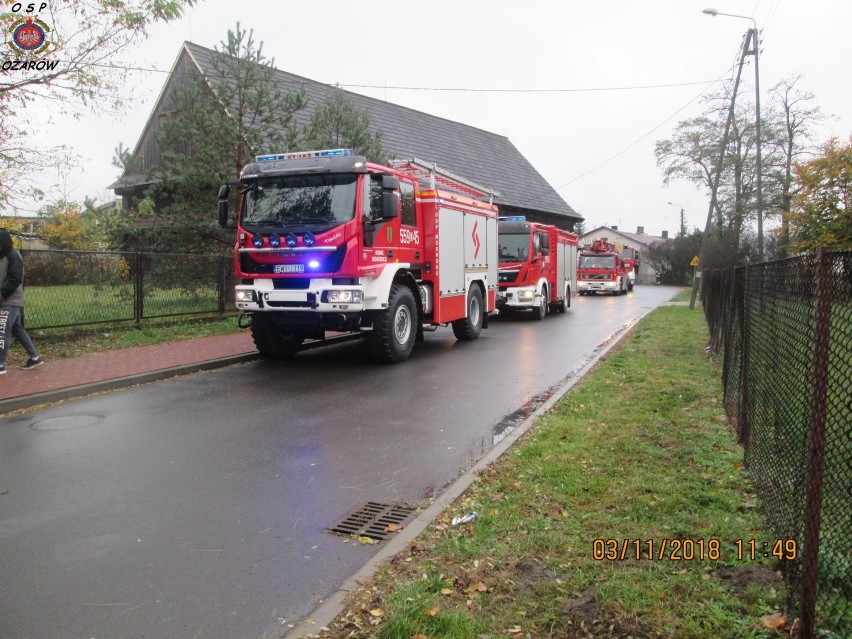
274, 264, 304, 273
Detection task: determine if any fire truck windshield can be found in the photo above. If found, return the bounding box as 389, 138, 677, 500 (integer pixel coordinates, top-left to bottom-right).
498, 233, 530, 262
242, 174, 357, 227
580, 255, 616, 269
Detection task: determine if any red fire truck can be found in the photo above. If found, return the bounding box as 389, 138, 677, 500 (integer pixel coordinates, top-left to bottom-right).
496, 217, 578, 319
577, 238, 631, 296
217, 149, 498, 363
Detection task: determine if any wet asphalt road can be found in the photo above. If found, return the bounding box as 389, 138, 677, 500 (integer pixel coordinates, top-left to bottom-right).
0, 286, 678, 639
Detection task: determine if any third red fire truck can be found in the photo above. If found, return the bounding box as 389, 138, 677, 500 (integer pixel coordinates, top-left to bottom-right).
577, 238, 633, 296
496, 217, 579, 319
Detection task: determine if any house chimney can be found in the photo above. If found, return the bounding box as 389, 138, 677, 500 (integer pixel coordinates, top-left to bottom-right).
661, 230, 669, 239
611, 225, 618, 231
636, 226, 645, 234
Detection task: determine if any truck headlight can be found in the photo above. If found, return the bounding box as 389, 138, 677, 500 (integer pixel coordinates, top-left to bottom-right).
518, 290, 535, 301
323, 290, 363, 304
236, 289, 257, 302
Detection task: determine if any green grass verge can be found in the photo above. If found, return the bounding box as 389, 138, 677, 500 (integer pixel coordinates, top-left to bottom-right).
315, 306, 788, 639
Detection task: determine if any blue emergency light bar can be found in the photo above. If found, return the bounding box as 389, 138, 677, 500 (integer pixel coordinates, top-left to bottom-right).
256, 149, 353, 162
499, 215, 526, 222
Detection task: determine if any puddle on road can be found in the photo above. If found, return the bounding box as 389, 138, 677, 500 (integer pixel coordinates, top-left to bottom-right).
492, 383, 562, 446
30, 414, 104, 431
488, 319, 636, 447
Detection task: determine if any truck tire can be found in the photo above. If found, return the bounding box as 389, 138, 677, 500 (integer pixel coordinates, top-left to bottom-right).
367, 283, 417, 363
452, 285, 484, 341
558, 287, 570, 313
533, 285, 547, 320
251, 314, 303, 359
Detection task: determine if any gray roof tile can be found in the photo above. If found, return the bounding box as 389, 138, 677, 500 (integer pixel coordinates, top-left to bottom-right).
185, 43, 579, 221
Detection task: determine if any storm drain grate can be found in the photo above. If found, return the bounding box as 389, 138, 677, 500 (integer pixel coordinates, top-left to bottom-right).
326, 501, 416, 541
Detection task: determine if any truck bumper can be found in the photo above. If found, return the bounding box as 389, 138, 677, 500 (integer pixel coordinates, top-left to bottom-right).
496, 286, 539, 310
578, 280, 618, 293
235, 279, 366, 313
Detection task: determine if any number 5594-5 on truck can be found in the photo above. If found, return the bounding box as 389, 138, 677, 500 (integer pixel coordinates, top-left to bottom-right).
217, 149, 499, 364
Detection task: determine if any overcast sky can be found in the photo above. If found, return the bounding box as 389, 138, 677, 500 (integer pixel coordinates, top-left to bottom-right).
25, 0, 852, 237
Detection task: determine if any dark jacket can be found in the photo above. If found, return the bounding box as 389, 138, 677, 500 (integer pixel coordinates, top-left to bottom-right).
0, 231, 25, 307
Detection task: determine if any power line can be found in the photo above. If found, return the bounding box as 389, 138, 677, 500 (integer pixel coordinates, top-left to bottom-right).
537, 69, 734, 203
52, 59, 719, 94
338, 80, 718, 94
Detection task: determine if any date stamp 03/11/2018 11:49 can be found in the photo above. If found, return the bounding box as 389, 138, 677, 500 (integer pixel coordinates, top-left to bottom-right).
592, 538, 799, 562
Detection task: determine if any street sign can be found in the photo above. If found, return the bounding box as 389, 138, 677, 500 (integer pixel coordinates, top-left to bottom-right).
690, 256, 700, 267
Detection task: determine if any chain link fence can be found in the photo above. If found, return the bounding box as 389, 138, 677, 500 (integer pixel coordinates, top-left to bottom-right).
702, 248, 851, 639
21, 249, 236, 330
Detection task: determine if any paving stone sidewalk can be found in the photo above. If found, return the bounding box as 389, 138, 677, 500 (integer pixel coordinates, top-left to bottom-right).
0, 332, 257, 414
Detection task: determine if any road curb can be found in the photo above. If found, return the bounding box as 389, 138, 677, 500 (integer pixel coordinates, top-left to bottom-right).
285, 317, 640, 638
0, 352, 260, 415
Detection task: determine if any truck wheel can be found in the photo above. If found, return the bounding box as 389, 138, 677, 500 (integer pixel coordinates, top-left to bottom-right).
452, 286, 484, 341
251, 314, 303, 359
367, 283, 417, 363
533, 286, 547, 320
558, 287, 570, 313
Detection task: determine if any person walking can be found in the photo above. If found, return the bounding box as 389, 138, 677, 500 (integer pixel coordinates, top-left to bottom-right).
0, 229, 43, 374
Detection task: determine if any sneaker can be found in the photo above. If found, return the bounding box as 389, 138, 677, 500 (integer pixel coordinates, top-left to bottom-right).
20, 357, 43, 370
0, 365, 5, 375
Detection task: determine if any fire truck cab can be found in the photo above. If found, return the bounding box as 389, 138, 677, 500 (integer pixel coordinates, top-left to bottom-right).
577, 238, 630, 296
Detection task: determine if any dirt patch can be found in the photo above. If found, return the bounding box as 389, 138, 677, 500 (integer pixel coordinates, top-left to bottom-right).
557, 584, 663, 638
715, 565, 784, 593
512, 557, 558, 596
558, 583, 600, 619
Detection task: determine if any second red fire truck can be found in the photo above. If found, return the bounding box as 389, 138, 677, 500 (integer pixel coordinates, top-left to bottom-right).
496, 217, 579, 319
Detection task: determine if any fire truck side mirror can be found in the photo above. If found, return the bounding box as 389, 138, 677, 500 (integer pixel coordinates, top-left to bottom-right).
381, 175, 400, 220
217, 184, 231, 227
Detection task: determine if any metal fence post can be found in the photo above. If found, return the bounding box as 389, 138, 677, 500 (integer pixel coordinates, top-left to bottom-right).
738, 264, 751, 448
217, 256, 226, 314
799, 248, 833, 638
134, 252, 144, 325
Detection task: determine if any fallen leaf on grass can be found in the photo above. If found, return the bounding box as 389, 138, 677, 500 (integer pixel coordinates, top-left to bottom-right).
369, 609, 384, 618
423, 605, 440, 617
507, 626, 523, 634
762, 612, 787, 630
